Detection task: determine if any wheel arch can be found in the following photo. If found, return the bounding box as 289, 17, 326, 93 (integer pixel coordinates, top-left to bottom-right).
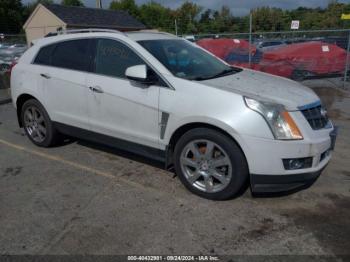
166, 122, 249, 171
16, 93, 40, 127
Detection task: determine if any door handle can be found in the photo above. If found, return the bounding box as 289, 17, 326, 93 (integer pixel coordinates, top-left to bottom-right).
40, 73, 51, 79
89, 86, 104, 94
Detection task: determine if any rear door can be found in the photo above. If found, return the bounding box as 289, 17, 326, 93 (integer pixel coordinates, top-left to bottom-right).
35, 39, 93, 130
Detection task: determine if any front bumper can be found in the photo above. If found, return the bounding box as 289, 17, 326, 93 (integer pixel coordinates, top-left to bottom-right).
239, 127, 336, 194
250, 165, 327, 193
239, 130, 333, 175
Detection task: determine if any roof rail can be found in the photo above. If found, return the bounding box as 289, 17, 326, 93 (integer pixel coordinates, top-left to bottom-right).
157, 31, 177, 37
127, 30, 177, 38
59, 28, 125, 35
45, 28, 125, 38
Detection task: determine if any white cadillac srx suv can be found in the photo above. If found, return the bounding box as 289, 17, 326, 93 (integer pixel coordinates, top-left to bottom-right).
11, 30, 337, 200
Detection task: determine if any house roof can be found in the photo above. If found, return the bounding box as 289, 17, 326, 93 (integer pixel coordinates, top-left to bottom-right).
44, 4, 146, 30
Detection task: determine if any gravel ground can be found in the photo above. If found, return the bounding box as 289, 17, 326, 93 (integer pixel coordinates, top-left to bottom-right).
0, 87, 349, 257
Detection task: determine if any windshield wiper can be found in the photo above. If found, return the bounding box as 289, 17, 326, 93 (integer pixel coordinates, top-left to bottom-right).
193, 67, 242, 81
210, 68, 241, 79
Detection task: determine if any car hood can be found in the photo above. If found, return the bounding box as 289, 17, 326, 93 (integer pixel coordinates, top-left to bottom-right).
201, 69, 319, 111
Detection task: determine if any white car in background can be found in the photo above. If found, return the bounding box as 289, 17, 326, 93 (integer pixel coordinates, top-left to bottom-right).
183, 35, 196, 42
10, 29, 336, 200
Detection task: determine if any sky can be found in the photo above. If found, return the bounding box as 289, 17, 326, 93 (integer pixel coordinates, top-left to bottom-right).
21, 0, 350, 16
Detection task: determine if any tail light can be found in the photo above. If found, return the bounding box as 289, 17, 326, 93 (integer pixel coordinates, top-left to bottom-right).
6, 61, 17, 77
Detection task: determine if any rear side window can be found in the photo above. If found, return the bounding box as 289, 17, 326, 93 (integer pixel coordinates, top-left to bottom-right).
95, 39, 144, 78
51, 39, 92, 72
34, 44, 56, 66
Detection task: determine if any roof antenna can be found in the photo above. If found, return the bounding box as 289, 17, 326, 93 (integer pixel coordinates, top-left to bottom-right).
96, 0, 102, 8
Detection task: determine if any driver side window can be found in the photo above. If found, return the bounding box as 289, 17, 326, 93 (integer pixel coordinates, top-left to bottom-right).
95, 39, 144, 79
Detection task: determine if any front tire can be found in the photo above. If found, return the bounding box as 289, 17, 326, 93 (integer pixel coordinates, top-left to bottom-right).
174, 128, 249, 200
291, 70, 312, 81
21, 99, 59, 147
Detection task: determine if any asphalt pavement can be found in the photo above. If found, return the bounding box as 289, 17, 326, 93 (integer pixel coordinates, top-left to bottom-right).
0, 88, 11, 105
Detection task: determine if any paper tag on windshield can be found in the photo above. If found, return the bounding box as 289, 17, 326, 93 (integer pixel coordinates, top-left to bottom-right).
233, 39, 240, 44
322, 45, 330, 52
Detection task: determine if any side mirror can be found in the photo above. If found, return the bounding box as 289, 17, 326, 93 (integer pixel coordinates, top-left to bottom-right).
126, 65, 159, 86
126, 64, 148, 83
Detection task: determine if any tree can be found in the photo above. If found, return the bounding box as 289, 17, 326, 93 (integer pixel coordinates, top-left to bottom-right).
321, 1, 347, 29
0, 0, 24, 33
61, 0, 84, 7
198, 9, 214, 33
138, 2, 175, 32
212, 6, 235, 33
110, 0, 140, 18
17, 0, 350, 35
253, 7, 281, 31
175, 1, 202, 34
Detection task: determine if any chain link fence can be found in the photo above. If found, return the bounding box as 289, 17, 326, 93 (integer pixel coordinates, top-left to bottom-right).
192, 29, 350, 90
0, 30, 349, 93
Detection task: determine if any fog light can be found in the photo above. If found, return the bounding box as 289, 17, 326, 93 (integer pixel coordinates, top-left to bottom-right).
283, 157, 313, 170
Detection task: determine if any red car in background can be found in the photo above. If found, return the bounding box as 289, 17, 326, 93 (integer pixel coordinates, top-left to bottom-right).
197, 39, 349, 81
196, 38, 258, 68
257, 41, 348, 80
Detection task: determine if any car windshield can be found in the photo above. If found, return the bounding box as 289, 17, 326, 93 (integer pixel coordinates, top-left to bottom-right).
138, 39, 241, 81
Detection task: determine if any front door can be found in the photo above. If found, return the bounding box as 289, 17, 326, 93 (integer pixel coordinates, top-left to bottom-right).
86, 38, 161, 150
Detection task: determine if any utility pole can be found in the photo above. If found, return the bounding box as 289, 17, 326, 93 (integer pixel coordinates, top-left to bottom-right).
342, 14, 350, 88
174, 19, 178, 36
344, 30, 350, 88
248, 11, 253, 68
96, 0, 102, 9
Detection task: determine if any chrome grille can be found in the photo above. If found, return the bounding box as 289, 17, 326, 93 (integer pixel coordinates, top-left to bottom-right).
301, 105, 329, 130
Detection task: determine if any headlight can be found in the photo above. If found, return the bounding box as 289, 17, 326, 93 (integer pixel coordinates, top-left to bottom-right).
244, 97, 303, 140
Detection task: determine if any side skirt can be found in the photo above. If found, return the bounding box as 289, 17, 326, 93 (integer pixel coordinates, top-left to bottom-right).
53, 122, 167, 164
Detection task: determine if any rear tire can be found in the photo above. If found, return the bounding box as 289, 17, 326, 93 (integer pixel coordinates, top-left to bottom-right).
174, 128, 249, 200
21, 99, 59, 147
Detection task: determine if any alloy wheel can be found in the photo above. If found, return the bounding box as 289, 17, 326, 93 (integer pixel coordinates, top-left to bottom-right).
23, 106, 47, 143
180, 139, 233, 193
